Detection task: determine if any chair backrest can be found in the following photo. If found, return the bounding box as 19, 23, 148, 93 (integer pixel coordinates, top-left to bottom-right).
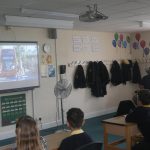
115, 100, 136, 116
76, 142, 102, 150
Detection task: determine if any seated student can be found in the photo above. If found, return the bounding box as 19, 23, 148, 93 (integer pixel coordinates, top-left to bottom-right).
11, 115, 47, 150
54, 108, 93, 150
139, 67, 150, 89
125, 90, 150, 150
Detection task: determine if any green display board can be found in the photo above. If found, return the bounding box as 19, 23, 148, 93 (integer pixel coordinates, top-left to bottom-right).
1, 94, 26, 126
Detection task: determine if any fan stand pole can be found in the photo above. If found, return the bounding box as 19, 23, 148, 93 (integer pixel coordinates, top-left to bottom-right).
60, 98, 65, 130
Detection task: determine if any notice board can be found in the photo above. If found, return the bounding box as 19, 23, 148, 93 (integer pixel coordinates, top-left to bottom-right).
1, 94, 26, 126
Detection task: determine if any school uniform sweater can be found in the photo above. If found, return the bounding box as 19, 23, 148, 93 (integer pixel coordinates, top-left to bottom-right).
125, 106, 150, 142
58, 129, 93, 150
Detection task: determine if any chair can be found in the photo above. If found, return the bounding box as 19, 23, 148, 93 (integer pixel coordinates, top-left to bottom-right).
115, 100, 136, 116
76, 142, 103, 150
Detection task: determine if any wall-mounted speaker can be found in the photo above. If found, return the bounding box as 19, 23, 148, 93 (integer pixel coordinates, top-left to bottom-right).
60, 65, 66, 74
48, 28, 57, 39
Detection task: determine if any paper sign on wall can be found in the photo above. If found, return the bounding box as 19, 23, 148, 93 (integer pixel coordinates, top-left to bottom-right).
72, 35, 101, 52
91, 37, 100, 52
82, 36, 91, 51
72, 36, 82, 52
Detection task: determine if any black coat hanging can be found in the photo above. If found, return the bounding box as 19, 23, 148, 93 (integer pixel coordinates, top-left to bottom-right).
91, 61, 110, 97
110, 60, 122, 86
132, 61, 141, 84
73, 65, 86, 89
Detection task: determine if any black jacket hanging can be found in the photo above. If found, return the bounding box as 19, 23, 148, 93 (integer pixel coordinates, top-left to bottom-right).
132, 61, 141, 84
91, 61, 101, 97
91, 61, 110, 97
121, 60, 132, 84
110, 60, 122, 86
86, 61, 95, 88
73, 65, 86, 89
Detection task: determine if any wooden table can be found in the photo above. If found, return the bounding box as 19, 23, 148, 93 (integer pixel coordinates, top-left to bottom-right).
0, 131, 70, 150
102, 116, 140, 150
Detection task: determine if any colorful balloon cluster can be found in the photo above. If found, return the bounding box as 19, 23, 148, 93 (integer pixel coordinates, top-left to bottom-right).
112, 32, 130, 49
133, 32, 150, 56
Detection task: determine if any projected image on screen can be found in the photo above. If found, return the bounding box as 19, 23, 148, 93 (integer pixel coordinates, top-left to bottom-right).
0, 42, 39, 91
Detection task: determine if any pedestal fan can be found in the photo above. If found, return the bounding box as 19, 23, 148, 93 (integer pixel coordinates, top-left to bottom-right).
54, 78, 72, 130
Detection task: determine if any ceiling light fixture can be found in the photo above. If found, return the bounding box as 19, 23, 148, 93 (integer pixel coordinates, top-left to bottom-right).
138, 21, 150, 27
5, 15, 74, 29
79, 4, 108, 22
21, 8, 79, 18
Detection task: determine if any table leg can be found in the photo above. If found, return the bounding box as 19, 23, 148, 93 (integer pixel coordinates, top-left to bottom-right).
103, 125, 108, 150
125, 126, 131, 150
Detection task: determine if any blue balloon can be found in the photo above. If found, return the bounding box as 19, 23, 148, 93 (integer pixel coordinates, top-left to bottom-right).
144, 47, 150, 55
112, 40, 116, 47
123, 41, 127, 48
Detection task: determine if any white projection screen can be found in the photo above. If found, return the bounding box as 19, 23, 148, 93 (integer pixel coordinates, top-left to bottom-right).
0, 41, 40, 92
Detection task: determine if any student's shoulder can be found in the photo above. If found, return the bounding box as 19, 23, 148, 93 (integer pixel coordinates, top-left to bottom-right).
81, 132, 91, 138
59, 136, 73, 150
142, 75, 150, 80
9, 148, 17, 150
62, 132, 89, 141
71, 132, 93, 142
134, 106, 149, 114
60, 135, 73, 143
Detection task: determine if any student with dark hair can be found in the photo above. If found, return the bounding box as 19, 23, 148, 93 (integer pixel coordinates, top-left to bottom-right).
125, 90, 150, 150
54, 108, 93, 150
139, 67, 150, 89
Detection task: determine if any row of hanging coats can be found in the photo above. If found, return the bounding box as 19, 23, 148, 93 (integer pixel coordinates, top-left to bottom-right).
73, 60, 141, 97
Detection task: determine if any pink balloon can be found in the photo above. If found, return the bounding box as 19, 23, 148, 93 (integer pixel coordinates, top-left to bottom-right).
118, 40, 121, 48
120, 34, 123, 41
135, 33, 141, 41
140, 40, 146, 49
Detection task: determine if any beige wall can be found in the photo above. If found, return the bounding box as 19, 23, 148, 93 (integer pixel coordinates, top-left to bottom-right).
0, 27, 138, 140
131, 31, 150, 77
0, 27, 57, 139
56, 29, 136, 118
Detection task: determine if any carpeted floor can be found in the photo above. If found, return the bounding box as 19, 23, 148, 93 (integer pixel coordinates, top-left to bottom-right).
83, 112, 125, 150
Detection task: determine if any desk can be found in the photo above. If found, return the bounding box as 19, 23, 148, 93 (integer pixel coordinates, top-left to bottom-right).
45, 131, 70, 150
0, 131, 70, 150
102, 116, 139, 150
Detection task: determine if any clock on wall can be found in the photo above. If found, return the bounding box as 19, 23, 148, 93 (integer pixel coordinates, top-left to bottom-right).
43, 44, 51, 54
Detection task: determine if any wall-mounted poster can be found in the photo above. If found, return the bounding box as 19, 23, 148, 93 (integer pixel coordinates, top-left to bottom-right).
48, 64, 55, 77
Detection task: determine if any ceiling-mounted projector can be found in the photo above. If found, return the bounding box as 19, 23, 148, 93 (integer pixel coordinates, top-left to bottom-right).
79, 4, 108, 22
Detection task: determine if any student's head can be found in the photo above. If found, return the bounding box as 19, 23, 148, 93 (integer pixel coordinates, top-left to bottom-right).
67, 108, 84, 129
16, 115, 42, 150
138, 89, 150, 105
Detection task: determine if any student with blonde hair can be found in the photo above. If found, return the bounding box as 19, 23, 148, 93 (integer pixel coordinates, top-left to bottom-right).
12, 115, 47, 150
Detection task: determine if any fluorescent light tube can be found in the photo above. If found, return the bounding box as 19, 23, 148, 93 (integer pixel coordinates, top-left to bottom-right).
21, 8, 79, 18
5, 15, 74, 29
142, 21, 150, 26
138, 21, 150, 27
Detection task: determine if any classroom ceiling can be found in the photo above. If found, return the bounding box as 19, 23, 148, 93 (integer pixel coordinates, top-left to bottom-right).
1, 0, 150, 32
